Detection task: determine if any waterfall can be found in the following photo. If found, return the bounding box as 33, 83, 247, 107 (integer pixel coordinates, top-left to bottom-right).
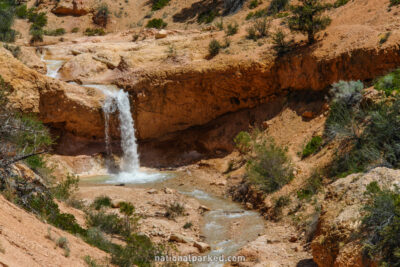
44, 59, 64, 78
95, 85, 140, 173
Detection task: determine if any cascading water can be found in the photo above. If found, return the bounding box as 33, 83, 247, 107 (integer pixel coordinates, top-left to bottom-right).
101, 89, 140, 172
41, 55, 64, 78
84, 84, 164, 184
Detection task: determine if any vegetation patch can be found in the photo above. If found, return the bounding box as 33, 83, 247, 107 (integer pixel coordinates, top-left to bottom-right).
246, 18, 270, 40
152, 0, 170, 11
0, 0, 18, 42
197, 10, 218, 24
93, 4, 110, 27
268, 0, 290, 15
3, 43, 20, 58
374, 69, 400, 96
333, 0, 349, 8
165, 202, 185, 219
146, 18, 167, 29
208, 39, 221, 58
84, 28, 106, 36
44, 28, 66, 36
361, 182, 400, 266
92, 195, 112, 210
297, 171, 322, 200
302, 136, 323, 158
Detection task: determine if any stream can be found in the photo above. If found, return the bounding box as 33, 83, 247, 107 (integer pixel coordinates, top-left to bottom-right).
42, 52, 265, 266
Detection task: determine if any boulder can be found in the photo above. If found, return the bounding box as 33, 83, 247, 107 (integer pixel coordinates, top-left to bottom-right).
311, 167, 400, 267
58, 53, 108, 82
155, 30, 168, 39
169, 233, 193, 244
18, 47, 47, 74
193, 241, 211, 253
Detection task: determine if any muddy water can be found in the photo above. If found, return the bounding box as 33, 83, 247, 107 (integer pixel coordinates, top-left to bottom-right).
82, 173, 265, 267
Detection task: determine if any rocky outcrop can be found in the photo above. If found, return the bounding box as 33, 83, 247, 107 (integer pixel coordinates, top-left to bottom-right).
311, 167, 400, 267
52, 0, 93, 16
18, 47, 47, 75
0, 48, 105, 144
120, 45, 400, 140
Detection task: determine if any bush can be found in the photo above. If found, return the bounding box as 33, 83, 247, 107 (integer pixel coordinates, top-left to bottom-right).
271, 29, 292, 55
86, 211, 129, 236
246, 18, 270, 40
152, 0, 169, 11
379, 32, 391, 45
297, 171, 322, 200
390, 0, 400, 7
272, 195, 291, 218
93, 4, 109, 27
288, 0, 331, 44
361, 182, 400, 266
197, 10, 218, 24
0, 1, 17, 42
245, 8, 267, 20
15, 4, 27, 18
52, 174, 79, 201
56, 237, 70, 257
268, 0, 289, 15
27, 9, 47, 44
234, 131, 252, 154
246, 138, 294, 193
84, 28, 106, 36
165, 202, 185, 219
214, 18, 224, 30
3, 43, 20, 58
225, 21, 238, 36
44, 28, 65, 36
249, 0, 261, 9
146, 18, 167, 29
71, 27, 79, 33
333, 0, 349, 8
183, 222, 192, 229
92, 195, 112, 210
374, 69, 400, 96
302, 136, 323, 158
208, 39, 221, 58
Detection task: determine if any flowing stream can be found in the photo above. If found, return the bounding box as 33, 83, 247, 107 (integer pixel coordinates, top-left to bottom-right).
42, 54, 264, 267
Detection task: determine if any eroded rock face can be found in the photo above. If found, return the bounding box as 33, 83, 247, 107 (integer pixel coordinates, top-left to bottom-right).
58, 53, 109, 83
52, 0, 93, 16
311, 167, 400, 267
18, 47, 47, 75
0, 48, 105, 144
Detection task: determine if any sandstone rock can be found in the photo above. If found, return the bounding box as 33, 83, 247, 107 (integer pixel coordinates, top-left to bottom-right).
199, 205, 210, 212
301, 111, 314, 119
18, 47, 47, 74
92, 51, 121, 69
147, 189, 158, 194
163, 187, 174, 194
311, 167, 400, 267
193, 241, 210, 253
362, 87, 385, 105
155, 30, 168, 39
58, 53, 108, 82
169, 233, 193, 243
111, 199, 126, 208
52, 0, 92, 16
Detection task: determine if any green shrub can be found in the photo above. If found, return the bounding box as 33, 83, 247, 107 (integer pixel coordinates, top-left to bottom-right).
27, 9, 47, 44
288, 0, 331, 44
146, 18, 167, 29
152, 0, 170, 11
302, 136, 323, 158
83, 255, 104, 267
71, 27, 79, 33
52, 174, 79, 201
234, 131, 252, 154
297, 171, 322, 200
390, 0, 400, 7
374, 69, 400, 96
3, 43, 20, 58
333, 0, 349, 8
271, 29, 292, 55
249, 0, 261, 9
56, 237, 70, 257
15, 4, 27, 18
197, 10, 218, 24
268, 0, 289, 15
93, 3, 109, 27
0, 0, 17, 42
245, 8, 267, 20
165, 202, 185, 219
246, 18, 270, 40
361, 182, 400, 266
379, 32, 391, 45
183, 222, 192, 229
225, 21, 238, 36
208, 39, 221, 58
84, 28, 106, 36
44, 28, 66, 36
246, 138, 294, 193
272, 195, 291, 218
214, 18, 224, 30
86, 211, 129, 236
92, 195, 112, 210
